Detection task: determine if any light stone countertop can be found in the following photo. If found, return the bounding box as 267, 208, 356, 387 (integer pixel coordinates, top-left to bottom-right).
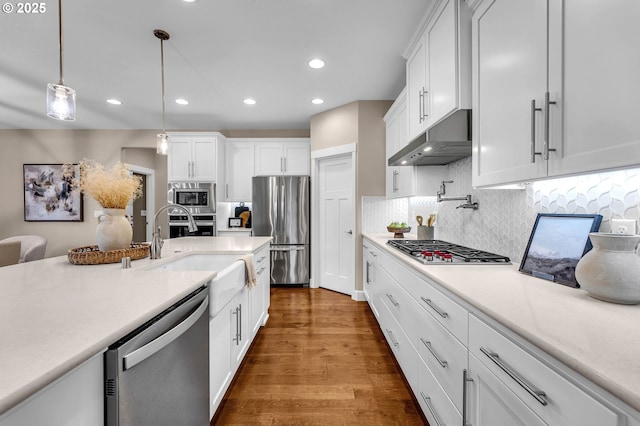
364, 233, 640, 413
0, 236, 271, 416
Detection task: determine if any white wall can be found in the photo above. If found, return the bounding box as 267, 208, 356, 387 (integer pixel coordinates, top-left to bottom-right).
363, 156, 640, 264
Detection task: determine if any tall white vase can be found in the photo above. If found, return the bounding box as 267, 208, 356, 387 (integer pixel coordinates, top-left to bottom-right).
96, 208, 132, 251
575, 233, 640, 304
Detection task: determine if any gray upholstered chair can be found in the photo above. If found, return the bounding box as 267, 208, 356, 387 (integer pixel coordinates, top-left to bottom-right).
0, 240, 21, 267
0, 235, 47, 262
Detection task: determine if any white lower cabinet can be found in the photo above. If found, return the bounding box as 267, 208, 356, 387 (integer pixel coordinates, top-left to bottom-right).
0, 353, 103, 426
363, 238, 635, 426
468, 314, 620, 426
209, 246, 270, 419
417, 357, 463, 426
467, 353, 546, 426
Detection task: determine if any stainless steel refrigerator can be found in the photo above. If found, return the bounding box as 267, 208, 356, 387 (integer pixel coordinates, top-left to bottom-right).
252, 176, 310, 286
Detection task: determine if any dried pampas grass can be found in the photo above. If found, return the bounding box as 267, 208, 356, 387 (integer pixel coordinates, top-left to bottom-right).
70, 159, 142, 209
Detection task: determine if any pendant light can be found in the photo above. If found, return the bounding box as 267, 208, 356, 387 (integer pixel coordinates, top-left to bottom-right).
46, 0, 76, 121
155, 29, 170, 155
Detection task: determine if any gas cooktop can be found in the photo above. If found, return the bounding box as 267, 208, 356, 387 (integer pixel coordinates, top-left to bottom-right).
387, 239, 511, 264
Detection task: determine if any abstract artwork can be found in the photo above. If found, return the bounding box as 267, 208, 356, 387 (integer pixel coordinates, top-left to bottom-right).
23, 164, 83, 222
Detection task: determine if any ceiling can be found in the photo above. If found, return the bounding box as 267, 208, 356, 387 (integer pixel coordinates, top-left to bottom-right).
0, 0, 431, 131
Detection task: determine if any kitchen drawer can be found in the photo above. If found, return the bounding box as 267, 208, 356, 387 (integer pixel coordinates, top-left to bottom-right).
253, 245, 269, 270
413, 306, 467, 414
417, 355, 463, 426
399, 266, 468, 346
377, 265, 415, 334
469, 315, 621, 426
379, 300, 418, 394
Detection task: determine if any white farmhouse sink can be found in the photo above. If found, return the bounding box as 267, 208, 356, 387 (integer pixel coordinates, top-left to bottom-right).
144, 254, 247, 317
146, 254, 238, 272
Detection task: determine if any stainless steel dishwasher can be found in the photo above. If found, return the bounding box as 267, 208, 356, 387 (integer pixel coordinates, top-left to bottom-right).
105, 285, 209, 426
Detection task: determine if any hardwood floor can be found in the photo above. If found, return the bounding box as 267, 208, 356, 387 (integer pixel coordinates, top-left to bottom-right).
211, 287, 428, 425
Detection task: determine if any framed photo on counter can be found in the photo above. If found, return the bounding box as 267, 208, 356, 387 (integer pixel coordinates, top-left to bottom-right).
23, 164, 84, 222
519, 213, 602, 287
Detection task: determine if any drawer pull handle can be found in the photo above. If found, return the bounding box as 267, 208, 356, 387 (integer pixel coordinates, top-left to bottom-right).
480, 347, 548, 406
420, 392, 444, 426
385, 329, 399, 347
386, 293, 399, 307
420, 338, 447, 368
421, 297, 448, 318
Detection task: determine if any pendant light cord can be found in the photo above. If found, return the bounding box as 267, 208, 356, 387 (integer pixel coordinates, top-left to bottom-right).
160, 37, 166, 133
58, 0, 64, 85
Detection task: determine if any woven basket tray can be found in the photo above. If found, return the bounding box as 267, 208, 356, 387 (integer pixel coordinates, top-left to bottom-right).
68, 243, 150, 265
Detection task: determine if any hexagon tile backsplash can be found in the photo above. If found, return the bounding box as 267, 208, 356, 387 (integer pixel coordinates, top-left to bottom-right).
362, 156, 640, 264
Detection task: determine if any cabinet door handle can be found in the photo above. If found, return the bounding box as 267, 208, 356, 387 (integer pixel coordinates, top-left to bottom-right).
422, 88, 429, 120
418, 89, 424, 124
544, 91, 557, 160
280, 157, 284, 172
225, 183, 229, 199
421, 297, 448, 318
365, 262, 371, 284
462, 369, 473, 426
238, 303, 242, 342
283, 157, 287, 172
232, 307, 240, 345
386, 293, 399, 308
385, 329, 399, 347
420, 338, 447, 368
480, 346, 548, 406
530, 99, 542, 163
420, 393, 444, 426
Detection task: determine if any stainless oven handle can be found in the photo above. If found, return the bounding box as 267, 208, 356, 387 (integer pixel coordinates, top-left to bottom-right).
169, 222, 215, 227
123, 296, 209, 371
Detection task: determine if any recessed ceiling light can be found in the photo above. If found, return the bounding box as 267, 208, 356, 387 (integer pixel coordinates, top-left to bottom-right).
401, 160, 407, 165
311, 98, 324, 105
182, 0, 197, 3
308, 59, 325, 69
106, 99, 122, 105
244, 98, 256, 105
423, 146, 432, 152
175, 98, 189, 105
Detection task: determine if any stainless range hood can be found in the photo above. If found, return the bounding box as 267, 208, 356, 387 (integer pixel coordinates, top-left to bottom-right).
388, 109, 472, 166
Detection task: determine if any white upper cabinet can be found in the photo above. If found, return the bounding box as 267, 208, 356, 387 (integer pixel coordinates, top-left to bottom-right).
472, 0, 640, 187
406, 0, 471, 142
254, 139, 310, 176
385, 88, 448, 199
167, 132, 221, 182
547, 0, 640, 177
224, 141, 254, 202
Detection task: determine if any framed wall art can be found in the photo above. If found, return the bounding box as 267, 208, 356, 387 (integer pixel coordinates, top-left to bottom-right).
519, 213, 602, 287
23, 164, 84, 222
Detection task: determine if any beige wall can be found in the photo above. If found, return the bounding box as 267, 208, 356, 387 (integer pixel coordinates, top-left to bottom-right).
310, 100, 392, 292
0, 128, 306, 257
309, 102, 359, 151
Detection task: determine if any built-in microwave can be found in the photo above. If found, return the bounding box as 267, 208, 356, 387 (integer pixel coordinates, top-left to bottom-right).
167, 182, 215, 214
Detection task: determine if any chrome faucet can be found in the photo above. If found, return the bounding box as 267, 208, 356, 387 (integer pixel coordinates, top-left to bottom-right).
150, 204, 198, 259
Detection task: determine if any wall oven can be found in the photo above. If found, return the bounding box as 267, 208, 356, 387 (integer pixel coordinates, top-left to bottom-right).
169, 214, 216, 238
167, 182, 216, 238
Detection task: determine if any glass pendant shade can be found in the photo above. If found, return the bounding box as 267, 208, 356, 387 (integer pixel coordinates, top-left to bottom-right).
157, 133, 169, 155
46, 83, 76, 121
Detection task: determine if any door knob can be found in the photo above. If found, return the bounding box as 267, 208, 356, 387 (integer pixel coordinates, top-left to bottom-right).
345, 230, 353, 235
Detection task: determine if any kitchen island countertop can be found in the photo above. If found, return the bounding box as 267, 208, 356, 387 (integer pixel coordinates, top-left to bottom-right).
0, 236, 271, 416
364, 233, 640, 414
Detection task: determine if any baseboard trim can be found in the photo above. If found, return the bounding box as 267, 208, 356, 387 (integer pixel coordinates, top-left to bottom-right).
351, 290, 367, 302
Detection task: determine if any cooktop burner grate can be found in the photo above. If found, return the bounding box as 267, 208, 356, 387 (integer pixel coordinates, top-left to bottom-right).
387, 239, 510, 264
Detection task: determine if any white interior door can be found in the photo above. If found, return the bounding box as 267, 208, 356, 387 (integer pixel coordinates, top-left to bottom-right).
318, 154, 354, 295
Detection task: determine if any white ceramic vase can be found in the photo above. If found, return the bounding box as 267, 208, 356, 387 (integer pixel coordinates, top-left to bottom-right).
96, 208, 132, 251
575, 232, 640, 304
